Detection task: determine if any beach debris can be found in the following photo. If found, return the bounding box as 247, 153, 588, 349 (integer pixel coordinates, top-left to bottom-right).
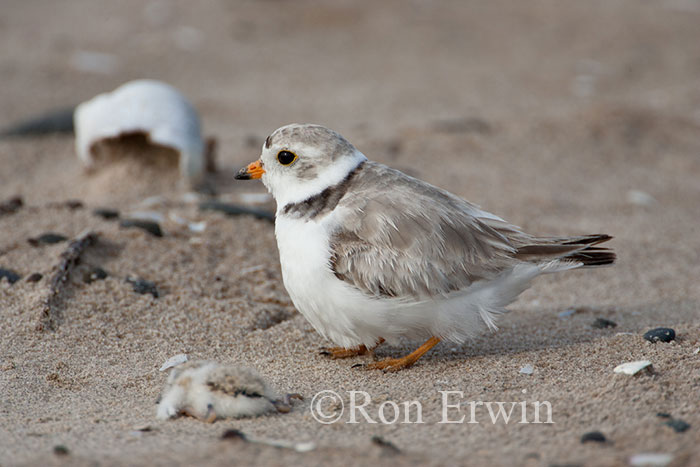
126, 277, 159, 298
664, 418, 690, 433
628, 453, 673, 467
0, 268, 21, 284
188, 221, 207, 233
157, 360, 302, 422
627, 190, 657, 207
36, 231, 99, 331
26, 273, 43, 283
643, 328, 675, 343
519, 364, 534, 375
82, 266, 108, 284
65, 200, 84, 210
0, 109, 75, 138
694, 347, 700, 355
199, 200, 275, 223
119, 219, 163, 237
159, 354, 188, 372
558, 308, 577, 318
591, 318, 617, 329
74, 80, 206, 186
221, 429, 316, 453
28, 233, 68, 246
580, 431, 607, 443
0, 196, 23, 215
371, 435, 401, 455
53, 445, 70, 456
93, 208, 120, 220
613, 360, 653, 376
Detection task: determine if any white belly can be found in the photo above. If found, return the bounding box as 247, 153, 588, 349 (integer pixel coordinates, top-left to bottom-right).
274, 213, 543, 348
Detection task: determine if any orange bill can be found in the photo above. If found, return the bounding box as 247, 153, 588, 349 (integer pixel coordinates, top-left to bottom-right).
234, 159, 265, 180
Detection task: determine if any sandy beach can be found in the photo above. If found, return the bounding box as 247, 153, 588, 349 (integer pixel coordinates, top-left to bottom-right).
1, 1, 699, 465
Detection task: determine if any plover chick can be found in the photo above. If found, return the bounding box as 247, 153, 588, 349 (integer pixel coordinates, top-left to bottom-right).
156, 360, 301, 422
235, 124, 615, 372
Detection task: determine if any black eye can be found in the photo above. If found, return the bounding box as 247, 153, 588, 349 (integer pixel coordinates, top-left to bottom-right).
277, 150, 297, 165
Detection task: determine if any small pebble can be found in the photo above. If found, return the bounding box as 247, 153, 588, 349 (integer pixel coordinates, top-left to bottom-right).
26, 273, 43, 283
371, 435, 401, 454
629, 453, 672, 467
558, 308, 577, 318
53, 445, 69, 456
591, 318, 617, 329
0, 268, 21, 284
221, 429, 247, 441
580, 431, 607, 443
126, 277, 159, 298
519, 364, 534, 375
656, 413, 671, 419
93, 208, 120, 219
664, 419, 690, 433
83, 267, 108, 283
65, 200, 84, 210
643, 328, 675, 343
613, 360, 652, 376
120, 219, 163, 237
199, 200, 275, 223
28, 233, 68, 246
0, 196, 23, 215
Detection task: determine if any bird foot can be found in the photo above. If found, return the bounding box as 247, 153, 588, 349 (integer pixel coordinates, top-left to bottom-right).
363, 357, 418, 373
320, 345, 369, 359
273, 393, 304, 413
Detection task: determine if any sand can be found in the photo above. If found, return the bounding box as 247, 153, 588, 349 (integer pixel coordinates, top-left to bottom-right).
1, 1, 699, 466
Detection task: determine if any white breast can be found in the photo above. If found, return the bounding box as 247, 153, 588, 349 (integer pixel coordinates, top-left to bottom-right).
274, 212, 393, 348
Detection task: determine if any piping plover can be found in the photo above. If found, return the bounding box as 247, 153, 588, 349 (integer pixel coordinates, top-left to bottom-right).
236, 124, 615, 372
157, 360, 301, 422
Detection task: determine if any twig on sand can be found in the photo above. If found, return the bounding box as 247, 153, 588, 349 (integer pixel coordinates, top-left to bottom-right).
36, 230, 99, 331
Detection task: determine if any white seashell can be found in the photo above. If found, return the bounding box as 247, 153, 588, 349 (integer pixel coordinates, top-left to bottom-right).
519, 364, 534, 375
188, 221, 207, 233
613, 360, 652, 375
128, 211, 165, 223
628, 453, 673, 467
74, 80, 205, 186
159, 353, 188, 372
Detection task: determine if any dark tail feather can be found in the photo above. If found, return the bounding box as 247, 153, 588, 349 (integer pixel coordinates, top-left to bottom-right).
516, 234, 615, 267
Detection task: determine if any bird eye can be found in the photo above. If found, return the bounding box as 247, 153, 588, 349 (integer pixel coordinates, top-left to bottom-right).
277, 150, 297, 166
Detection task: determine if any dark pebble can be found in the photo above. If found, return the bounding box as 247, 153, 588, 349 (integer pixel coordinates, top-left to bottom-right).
643, 327, 676, 343
665, 419, 690, 433
26, 273, 43, 283
28, 232, 68, 246
221, 429, 247, 441
371, 435, 401, 454
0, 268, 21, 284
199, 200, 275, 223
591, 318, 617, 329
0, 196, 23, 215
656, 412, 672, 419
120, 219, 163, 237
93, 208, 120, 220
65, 200, 84, 210
126, 277, 159, 298
83, 267, 108, 284
53, 445, 69, 455
580, 431, 607, 443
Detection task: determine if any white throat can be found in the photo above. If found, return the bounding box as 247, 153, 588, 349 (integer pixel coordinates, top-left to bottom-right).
263, 150, 367, 210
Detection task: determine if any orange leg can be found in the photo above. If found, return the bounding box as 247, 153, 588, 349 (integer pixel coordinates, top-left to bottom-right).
320, 338, 385, 359
365, 337, 441, 372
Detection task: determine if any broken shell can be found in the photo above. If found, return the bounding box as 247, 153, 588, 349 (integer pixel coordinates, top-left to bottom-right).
613, 360, 653, 376
159, 354, 188, 372
74, 80, 205, 186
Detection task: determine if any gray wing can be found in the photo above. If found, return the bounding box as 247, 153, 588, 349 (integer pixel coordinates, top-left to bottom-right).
328, 162, 529, 300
